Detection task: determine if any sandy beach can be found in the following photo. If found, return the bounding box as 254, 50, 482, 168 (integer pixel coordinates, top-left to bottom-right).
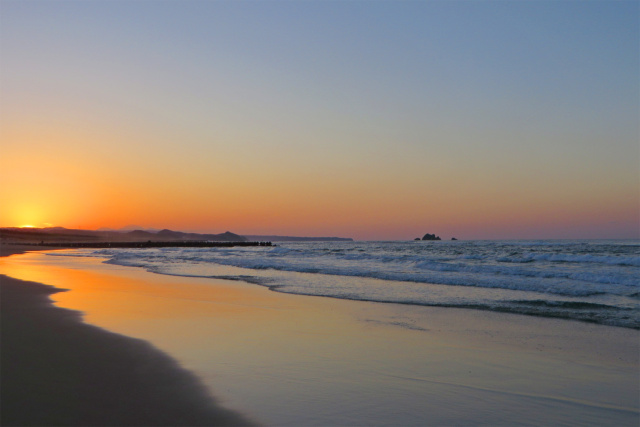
1, 247, 638, 426
0, 247, 254, 426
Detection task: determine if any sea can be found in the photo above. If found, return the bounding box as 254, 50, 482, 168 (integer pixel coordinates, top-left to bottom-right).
50, 239, 640, 329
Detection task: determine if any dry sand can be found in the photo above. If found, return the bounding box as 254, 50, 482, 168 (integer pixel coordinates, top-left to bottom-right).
0, 246, 254, 426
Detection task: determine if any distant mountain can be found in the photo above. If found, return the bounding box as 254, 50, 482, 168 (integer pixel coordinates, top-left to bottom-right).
0, 227, 102, 243
0, 227, 247, 243
119, 225, 146, 231
42, 227, 69, 231
98, 225, 162, 233
1, 227, 354, 244
121, 229, 247, 242
125, 230, 156, 239
244, 235, 353, 242
152, 229, 247, 242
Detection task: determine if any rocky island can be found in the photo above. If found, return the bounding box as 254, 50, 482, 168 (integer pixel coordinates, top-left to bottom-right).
419, 233, 441, 241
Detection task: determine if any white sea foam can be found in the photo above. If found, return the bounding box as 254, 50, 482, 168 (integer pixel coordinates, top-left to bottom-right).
52, 240, 640, 328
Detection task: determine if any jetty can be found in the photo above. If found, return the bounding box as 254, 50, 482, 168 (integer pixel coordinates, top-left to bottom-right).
12, 241, 272, 249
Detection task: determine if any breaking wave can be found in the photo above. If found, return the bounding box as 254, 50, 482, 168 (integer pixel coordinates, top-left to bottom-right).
50, 239, 640, 328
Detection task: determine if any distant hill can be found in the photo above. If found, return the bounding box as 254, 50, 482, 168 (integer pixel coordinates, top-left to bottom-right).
0, 227, 247, 243
0, 227, 354, 244
243, 235, 353, 242
96, 226, 162, 233
95, 227, 116, 232
0, 227, 100, 243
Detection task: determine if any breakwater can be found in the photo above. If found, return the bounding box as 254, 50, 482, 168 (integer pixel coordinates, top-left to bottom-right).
13, 241, 272, 248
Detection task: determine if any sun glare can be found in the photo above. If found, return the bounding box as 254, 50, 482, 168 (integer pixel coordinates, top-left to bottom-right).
19, 225, 35, 228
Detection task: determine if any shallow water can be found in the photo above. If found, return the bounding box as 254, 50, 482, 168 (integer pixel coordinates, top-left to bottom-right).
55, 240, 640, 328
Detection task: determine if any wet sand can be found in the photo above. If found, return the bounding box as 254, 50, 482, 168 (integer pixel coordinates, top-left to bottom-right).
0, 247, 254, 426
1, 248, 638, 426
0, 244, 50, 257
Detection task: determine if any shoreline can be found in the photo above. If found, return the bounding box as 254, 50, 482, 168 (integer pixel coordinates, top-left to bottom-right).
1, 247, 638, 426
0, 244, 56, 257
0, 247, 255, 426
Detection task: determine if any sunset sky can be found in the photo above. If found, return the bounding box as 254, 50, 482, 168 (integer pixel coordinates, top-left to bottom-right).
1, 0, 638, 240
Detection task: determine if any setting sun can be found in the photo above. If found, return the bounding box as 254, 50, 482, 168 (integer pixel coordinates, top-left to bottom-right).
2, 2, 637, 240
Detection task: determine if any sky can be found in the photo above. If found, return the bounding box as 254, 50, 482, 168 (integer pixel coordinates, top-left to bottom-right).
1, 0, 638, 240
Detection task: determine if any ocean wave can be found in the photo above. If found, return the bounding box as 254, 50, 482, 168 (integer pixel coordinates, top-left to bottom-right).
510, 300, 620, 310
107, 265, 640, 329
52, 240, 639, 328
497, 253, 640, 266
96, 251, 636, 298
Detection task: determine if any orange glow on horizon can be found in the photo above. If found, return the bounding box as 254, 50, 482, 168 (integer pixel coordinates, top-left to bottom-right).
1, 2, 638, 242
1, 120, 638, 240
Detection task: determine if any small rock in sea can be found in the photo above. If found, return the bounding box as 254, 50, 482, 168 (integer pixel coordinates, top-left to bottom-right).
422, 233, 441, 241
